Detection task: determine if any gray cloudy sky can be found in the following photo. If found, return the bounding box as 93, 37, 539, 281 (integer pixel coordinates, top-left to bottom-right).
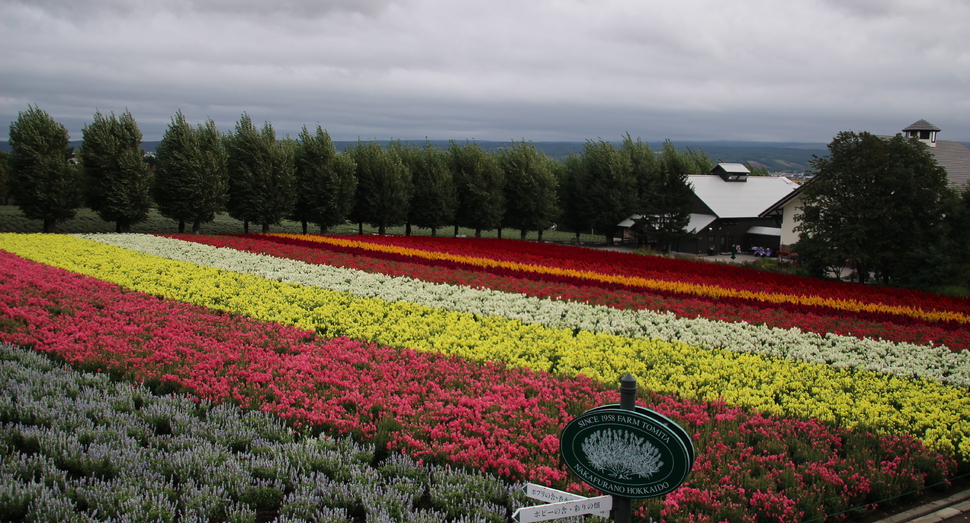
2, 0, 969, 143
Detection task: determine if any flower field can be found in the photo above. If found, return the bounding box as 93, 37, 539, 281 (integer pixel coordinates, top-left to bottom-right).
1, 232, 968, 522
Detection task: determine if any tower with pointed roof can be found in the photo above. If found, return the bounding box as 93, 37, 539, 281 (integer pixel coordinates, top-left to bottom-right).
902, 119, 941, 147
898, 120, 970, 188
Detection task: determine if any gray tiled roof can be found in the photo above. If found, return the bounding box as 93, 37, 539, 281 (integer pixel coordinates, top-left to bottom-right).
932, 140, 970, 189
903, 119, 941, 132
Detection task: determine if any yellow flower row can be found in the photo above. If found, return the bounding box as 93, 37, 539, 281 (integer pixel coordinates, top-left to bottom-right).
271, 233, 970, 325
2, 233, 969, 459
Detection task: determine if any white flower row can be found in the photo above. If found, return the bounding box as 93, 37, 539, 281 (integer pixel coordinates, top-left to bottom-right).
77, 234, 970, 388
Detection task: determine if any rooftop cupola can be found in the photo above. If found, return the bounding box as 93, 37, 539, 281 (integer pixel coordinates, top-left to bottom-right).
902, 119, 940, 147
711, 162, 749, 182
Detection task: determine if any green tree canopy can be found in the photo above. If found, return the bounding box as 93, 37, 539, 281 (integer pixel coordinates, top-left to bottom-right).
8, 105, 81, 232
743, 161, 771, 176
0, 151, 9, 204
225, 114, 297, 233
154, 111, 228, 233
291, 125, 357, 234
499, 140, 559, 240
347, 140, 411, 235
555, 153, 592, 242
401, 141, 456, 236
448, 141, 505, 238
79, 109, 153, 233
656, 139, 714, 176
579, 139, 636, 245
622, 134, 695, 252
795, 131, 951, 287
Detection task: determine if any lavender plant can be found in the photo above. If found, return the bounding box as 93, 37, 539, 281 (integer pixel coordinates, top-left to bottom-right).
0, 343, 525, 522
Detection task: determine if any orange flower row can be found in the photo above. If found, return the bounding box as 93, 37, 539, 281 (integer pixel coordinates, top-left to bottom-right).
269, 234, 970, 325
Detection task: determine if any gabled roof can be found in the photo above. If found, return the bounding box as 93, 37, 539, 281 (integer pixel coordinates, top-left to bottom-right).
713, 163, 750, 174
688, 214, 717, 233
617, 213, 717, 234
689, 175, 799, 219
903, 119, 941, 132
760, 178, 811, 217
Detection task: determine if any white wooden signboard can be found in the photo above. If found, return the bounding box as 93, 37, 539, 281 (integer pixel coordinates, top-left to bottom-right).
513, 483, 612, 523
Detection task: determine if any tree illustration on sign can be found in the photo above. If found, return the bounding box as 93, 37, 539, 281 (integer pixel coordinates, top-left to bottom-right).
582, 428, 663, 480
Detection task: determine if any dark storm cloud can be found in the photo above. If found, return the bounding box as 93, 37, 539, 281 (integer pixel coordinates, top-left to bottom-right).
2, 0, 968, 143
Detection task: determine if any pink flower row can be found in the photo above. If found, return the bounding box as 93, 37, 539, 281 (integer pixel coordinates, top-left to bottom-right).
0, 250, 954, 522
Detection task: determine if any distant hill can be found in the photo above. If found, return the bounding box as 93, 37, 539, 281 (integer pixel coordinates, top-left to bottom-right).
3, 139, 835, 174
332, 140, 832, 174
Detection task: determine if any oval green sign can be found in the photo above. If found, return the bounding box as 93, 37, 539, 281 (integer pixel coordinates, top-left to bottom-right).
560, 407, 692, 499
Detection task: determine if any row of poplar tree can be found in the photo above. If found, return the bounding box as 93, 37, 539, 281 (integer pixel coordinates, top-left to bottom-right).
6, 105, 717, 246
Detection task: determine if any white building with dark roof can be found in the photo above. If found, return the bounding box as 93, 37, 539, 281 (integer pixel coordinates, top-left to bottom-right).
619, 163, 799, 254
684, 167, 798, 254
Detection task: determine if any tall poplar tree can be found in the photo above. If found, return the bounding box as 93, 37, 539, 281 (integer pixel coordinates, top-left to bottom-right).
0, 151, 9, 205
347, 141, 411, 235
579, 139, 635, 245
556, 154, 592, 242
499, 140, 559, 240
8, 105, 80, 232
291, 125, 357, 234
225, 114, 296, 233
79, 109, 153, 233
622, 135, 695, 252
448, 141, 504, 238
403, 141, 456, 236
154, 111, 228, 233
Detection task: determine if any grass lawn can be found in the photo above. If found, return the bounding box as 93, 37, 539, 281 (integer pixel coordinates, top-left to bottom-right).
0, 205, 602, 243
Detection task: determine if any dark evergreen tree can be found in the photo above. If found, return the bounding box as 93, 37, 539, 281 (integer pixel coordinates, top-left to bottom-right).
7, 105, 80, 232
943, 184, 970, 289
622, 135, 695, 253
0, 151, 9, 205
743, 161, 772, 176
225, 114, 296, 233
154, 111, 228, 233
402, 141, 455, 236
347, 141, 411, 235
499, 140, 559, 240
555, 154, 592, 242
795, 131, 951, 287
448, 141, 504, 238
579, 139, 635, 245
79, 109, 153, 233
291, 125, 357, 234
656, 139, 713, 178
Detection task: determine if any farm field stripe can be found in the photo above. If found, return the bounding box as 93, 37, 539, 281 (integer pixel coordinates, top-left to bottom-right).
80, 233, 970, 388
0, 258, 953, 522
169, 233, 970, 351
334, 234, 970, 316
2, 233, 969, 460
268, 233, 969, 325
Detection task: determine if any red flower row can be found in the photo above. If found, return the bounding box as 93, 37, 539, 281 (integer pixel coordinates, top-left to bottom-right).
170, 234, 969, 350
258, 234, 970, 327
0, 249, 953, 522
339, 234, 970, 316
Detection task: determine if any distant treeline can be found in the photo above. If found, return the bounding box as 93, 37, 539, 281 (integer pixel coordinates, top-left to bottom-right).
3, 107, 729, 248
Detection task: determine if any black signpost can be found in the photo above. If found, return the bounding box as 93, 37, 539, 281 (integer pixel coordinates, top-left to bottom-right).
558, 374, 694, 523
